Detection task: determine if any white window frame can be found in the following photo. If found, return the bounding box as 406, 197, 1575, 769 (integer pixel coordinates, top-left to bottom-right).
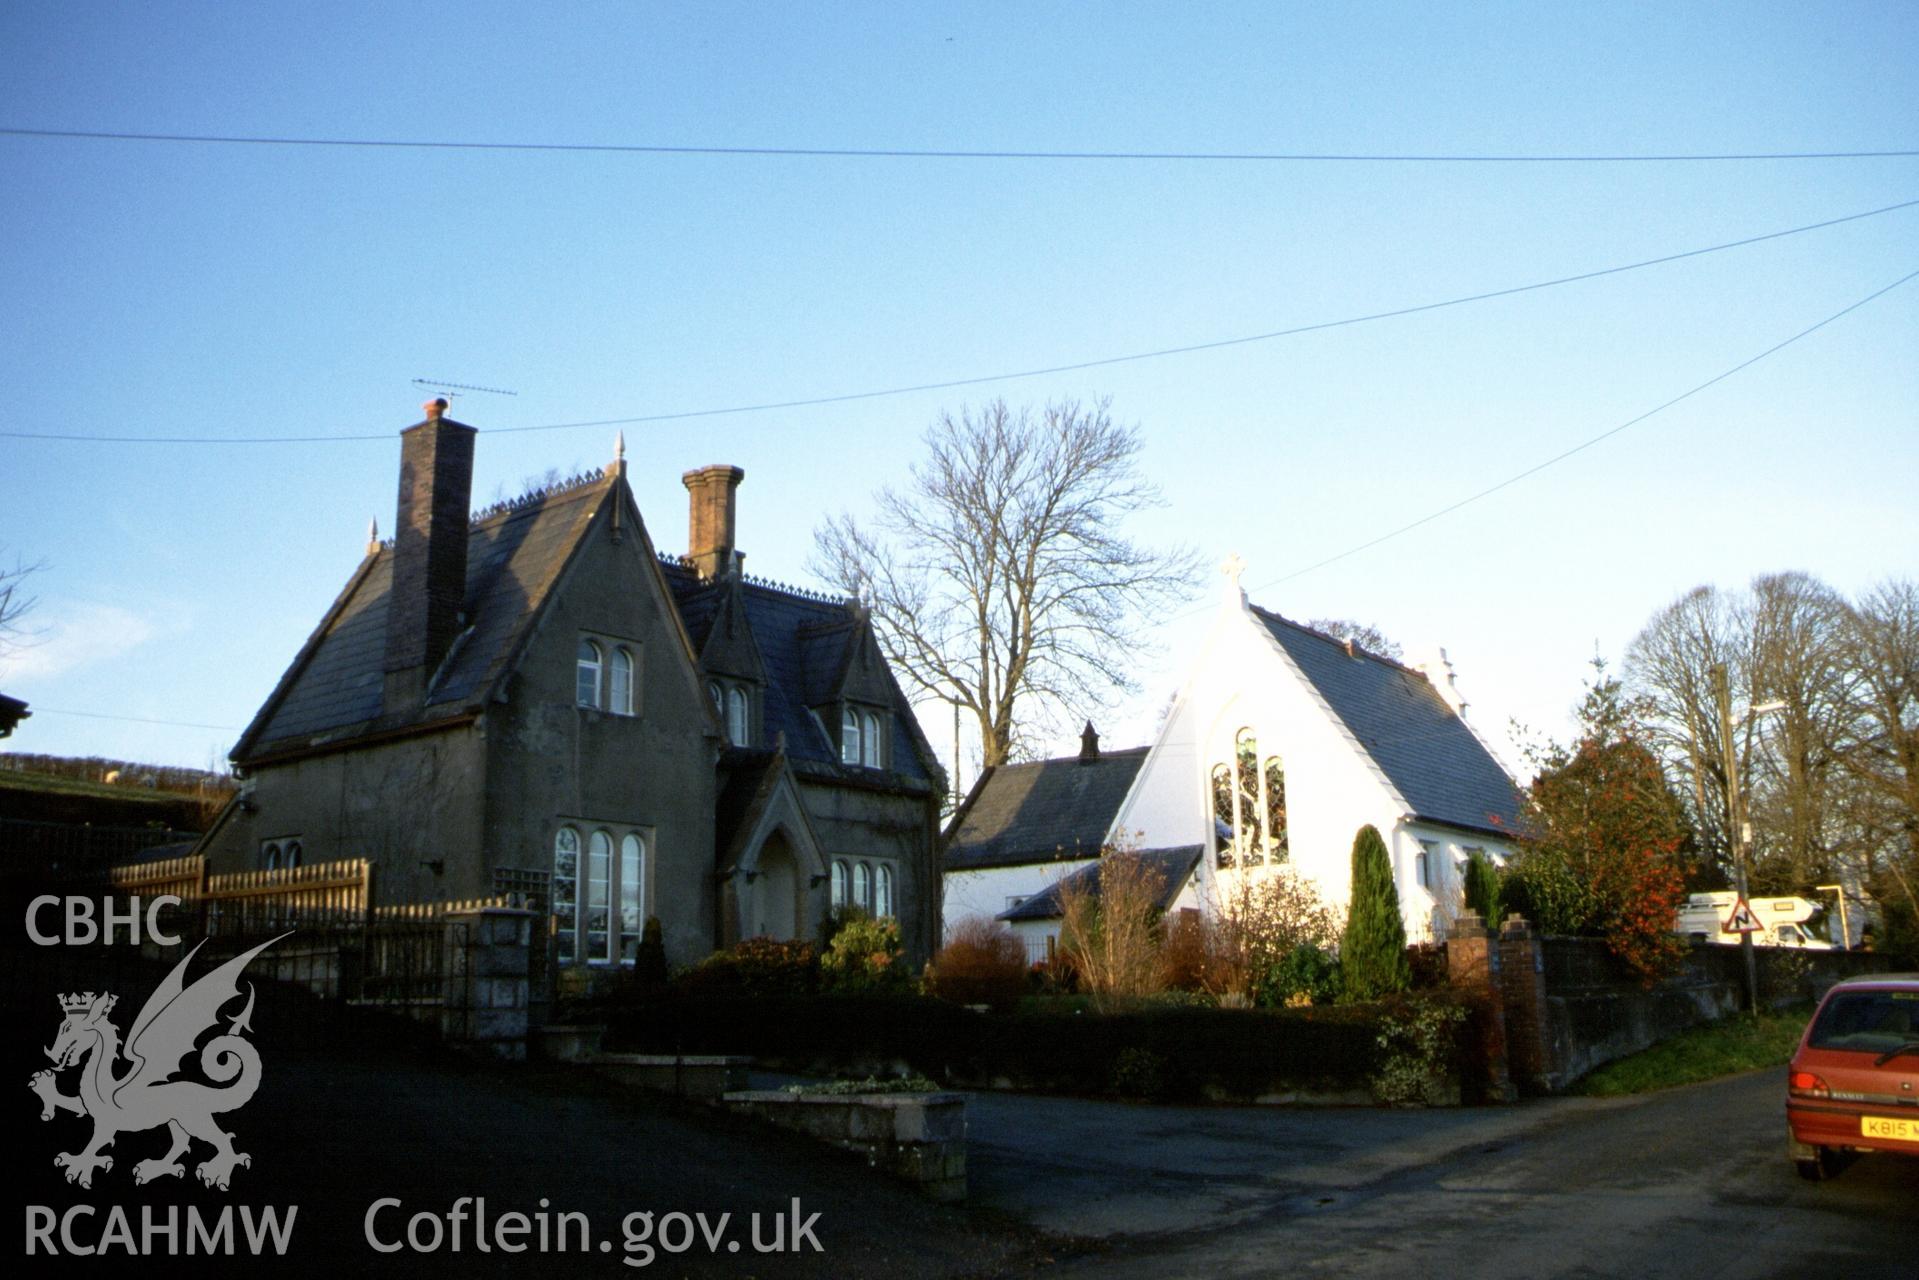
853, 861, 873, 913
1416, 839, 1436, 890
619, 833, 646, 964
860, 710, 883, 768
875, 863, 895, 918
831, 859, 850, 908
727, 686, 750, 746
840, 707, 861, 765
554, 821, 649, 969
609, 647, 635, 716
576, 640, 603, 708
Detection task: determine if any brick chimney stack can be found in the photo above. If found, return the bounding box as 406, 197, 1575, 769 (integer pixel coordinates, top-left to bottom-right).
682, 464, 745, 580
383, 398, 476, 711
1079, 720, 1101, 763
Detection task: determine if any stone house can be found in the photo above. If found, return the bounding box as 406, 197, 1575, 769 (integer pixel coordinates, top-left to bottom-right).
943, 558, 1522, 949
198, 401, 945, 971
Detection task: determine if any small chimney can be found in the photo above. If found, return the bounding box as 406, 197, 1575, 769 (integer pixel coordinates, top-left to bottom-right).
682, 464, 745, 580
1079, 720, 1100, 763
383, 399, 476, 711
1411, 645, 1469, 719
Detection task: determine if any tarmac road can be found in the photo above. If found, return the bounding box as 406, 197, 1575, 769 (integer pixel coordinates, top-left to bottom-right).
969, 1070, 1919, 1279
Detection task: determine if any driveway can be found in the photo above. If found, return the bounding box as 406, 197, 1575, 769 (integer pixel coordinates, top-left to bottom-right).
12, 1040, 1047, 1279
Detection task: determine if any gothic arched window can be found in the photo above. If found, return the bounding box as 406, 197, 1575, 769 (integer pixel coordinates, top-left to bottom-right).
1265, 755, 1289, 862
1235, 728, 1265, 865
1211, 764, 1236, 869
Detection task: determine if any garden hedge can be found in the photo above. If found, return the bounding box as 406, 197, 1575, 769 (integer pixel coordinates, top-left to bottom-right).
598, 992, 1388, 1101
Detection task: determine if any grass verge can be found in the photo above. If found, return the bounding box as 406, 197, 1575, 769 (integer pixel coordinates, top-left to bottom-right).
1575, 1005, 1811, 1097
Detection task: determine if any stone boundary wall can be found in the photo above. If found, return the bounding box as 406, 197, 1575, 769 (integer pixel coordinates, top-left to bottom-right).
1475, 915, 1903, 1094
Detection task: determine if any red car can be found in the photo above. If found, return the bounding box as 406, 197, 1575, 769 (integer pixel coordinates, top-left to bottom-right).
1787, 973, 1919, 1180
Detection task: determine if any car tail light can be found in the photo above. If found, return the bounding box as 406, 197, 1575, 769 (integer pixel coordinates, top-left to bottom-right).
1789, 1071, 1829, 1098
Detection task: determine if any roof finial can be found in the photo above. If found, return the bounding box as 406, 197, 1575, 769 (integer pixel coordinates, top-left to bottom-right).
1220, 551, 1248, 609
366, 518, 380, 556
606, 428, 629, 481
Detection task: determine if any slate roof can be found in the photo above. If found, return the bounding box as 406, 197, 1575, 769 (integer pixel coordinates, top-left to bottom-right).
1252, 607, 1521, 837
658, 561, 935, 789
944, 747, 1150, 871
998, 845, 1204, 922
235, 465, 937, 793
713, 747, 785, 868
0, 692, 27, 738
234, 473, 610, 762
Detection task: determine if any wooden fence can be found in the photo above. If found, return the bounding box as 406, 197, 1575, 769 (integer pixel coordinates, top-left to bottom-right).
104, 853, 521, 1013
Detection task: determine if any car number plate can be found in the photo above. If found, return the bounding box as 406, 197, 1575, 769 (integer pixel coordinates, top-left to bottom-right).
1861, 1115, 1919, 1142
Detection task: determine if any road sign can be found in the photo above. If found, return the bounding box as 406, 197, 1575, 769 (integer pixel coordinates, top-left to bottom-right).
1722, 896, 1763, 934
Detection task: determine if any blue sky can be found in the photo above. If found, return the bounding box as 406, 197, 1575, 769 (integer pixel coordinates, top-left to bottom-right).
2, 3, 1915, 783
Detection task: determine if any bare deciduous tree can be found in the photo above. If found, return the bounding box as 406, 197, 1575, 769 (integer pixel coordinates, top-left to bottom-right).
1305, 618, 1403, 662
1624, 584, 1748, 867
1840, 579, 1919, 926
813, 397, 1197, 766
1626, 572, 1900, 900
1744, 572, 1855, 888
0, 548, 44, 663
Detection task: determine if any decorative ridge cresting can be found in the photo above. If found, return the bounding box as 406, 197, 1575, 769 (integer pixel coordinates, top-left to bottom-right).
469, 468, 609, 524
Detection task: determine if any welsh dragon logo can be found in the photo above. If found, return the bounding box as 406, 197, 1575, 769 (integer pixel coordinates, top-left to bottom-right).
29, 935, 285, 1191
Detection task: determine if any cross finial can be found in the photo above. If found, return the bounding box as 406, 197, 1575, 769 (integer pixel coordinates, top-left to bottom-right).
1220, 552, 1249, 611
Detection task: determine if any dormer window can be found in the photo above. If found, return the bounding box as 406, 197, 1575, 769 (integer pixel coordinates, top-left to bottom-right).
840, 705, 887, 768
840, 707, 861, 764
709, 678, 754, 745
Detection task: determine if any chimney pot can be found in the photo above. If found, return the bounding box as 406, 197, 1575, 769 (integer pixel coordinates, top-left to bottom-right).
423, 397, 448, 420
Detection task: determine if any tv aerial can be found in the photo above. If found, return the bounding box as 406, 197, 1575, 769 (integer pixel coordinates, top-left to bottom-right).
411, 378, 519, 399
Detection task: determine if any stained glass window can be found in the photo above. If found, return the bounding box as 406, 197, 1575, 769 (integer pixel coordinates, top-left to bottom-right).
1211, 764, 1236, 869
1264, 756, 1289, 862
1236, 728, 1264, 865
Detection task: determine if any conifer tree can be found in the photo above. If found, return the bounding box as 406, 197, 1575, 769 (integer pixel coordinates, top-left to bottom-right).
1341, 824, 1411, 1000
1462, 849, 1503, 931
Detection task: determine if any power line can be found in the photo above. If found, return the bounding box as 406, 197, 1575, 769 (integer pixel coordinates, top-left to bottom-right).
1234, 265, 1919, 600
5, 196, 1914, 446
4, 125, 1917, 163
28, 707, 240, 731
